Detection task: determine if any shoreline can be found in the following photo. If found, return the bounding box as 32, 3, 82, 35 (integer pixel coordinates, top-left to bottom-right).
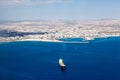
0, 36, 120, 43
16, 39, 89, 43
17, 39, 62, 42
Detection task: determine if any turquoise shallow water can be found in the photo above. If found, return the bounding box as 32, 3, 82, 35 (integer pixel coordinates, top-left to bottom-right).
0, 37, 120, 80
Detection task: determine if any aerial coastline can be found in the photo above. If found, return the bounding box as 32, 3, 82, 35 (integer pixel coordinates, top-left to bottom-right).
0, 20, 120, 42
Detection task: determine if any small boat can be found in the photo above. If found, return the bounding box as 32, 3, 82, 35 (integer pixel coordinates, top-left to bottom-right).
59, 58, 66, 71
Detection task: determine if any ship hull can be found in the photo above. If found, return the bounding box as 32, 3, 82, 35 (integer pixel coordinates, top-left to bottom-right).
60, 66, 66, 71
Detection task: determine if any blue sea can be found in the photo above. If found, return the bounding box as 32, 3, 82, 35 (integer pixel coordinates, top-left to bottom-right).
0, 37, 120, 80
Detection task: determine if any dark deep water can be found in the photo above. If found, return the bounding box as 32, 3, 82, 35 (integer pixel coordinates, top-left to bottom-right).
0, 37, 120, 80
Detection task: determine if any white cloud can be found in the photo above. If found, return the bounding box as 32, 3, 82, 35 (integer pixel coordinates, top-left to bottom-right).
0, 0, 72, 6
0, 0, 28, 6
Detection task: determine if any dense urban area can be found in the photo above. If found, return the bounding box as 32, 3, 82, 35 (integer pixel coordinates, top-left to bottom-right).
0, 20, 120, 42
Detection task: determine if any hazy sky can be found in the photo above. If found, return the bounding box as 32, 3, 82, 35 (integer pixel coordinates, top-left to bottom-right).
0, 0, 120, 21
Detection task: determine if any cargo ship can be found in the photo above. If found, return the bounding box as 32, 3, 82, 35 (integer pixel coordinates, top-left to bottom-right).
59, 58, 66, 71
